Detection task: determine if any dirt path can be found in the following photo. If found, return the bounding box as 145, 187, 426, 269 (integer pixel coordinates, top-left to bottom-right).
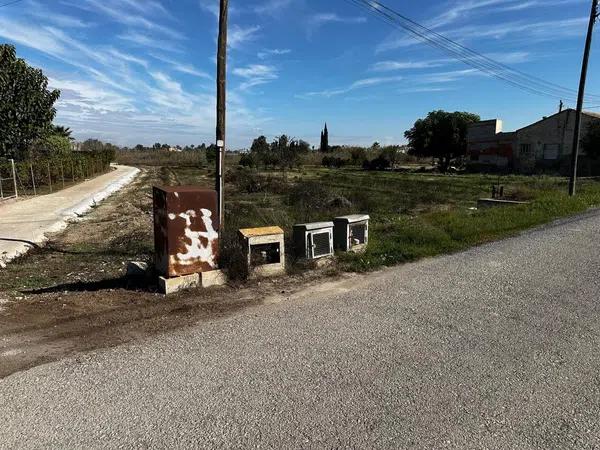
0, 165, 139, 266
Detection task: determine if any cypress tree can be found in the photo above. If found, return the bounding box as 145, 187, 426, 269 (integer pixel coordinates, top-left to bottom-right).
319, 123, 329, 152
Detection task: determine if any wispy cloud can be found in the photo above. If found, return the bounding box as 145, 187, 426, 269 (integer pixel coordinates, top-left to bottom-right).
108, 49, 149, 68
233, 64, 278, 90
298, 75, 403, 98
376, 16, 588, 53
228, 25, 261, 49
370, 60, 445, 72
257, 48, 291, 59
80, 0, 184, 39
149, 53, 211, 79
117, 31, 183, 53
254, 0, 294, 15
306, 12, 366, 37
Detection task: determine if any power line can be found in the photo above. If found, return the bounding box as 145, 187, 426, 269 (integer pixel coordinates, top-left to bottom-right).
345, 0, 577, 101
344, 0, 600, 103
369, 0, 600, 100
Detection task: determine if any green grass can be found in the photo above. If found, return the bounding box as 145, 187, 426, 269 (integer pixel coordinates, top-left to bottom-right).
162, 165, 600, 274
4, 165, 599, 295
339, 184, 600, 272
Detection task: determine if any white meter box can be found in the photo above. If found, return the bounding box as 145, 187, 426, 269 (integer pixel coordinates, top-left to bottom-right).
293, 222, 334, 260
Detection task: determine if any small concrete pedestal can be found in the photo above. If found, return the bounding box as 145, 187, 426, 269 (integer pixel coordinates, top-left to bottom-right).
158, 269, 226, 295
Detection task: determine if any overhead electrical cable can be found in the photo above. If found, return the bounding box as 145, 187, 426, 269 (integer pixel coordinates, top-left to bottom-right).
344, 0, 600, 103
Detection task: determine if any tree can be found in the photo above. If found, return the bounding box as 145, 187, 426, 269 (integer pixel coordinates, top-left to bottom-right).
81, 139, 105, 153
206, 144, 217, 164
582, 121, 600, 159
404, 110, 480, 172
350, 147, 367, 166
319, 123, 329, 153
0, 44, 61, 159
153, 142, 162, 150
29, 134, 72, 159
381, 145, 401, 169
51, 125, 73, 140
249, 135, 271, 167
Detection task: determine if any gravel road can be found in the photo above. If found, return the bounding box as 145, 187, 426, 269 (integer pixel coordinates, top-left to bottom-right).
1, 210, 600, 449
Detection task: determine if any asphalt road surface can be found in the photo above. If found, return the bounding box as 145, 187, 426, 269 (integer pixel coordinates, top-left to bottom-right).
2, 211, 600, 449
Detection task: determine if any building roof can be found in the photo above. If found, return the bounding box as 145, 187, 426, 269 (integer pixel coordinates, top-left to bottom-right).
516, 108, 600, 133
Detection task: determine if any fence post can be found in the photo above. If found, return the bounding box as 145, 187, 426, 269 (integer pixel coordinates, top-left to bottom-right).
47, 161, 52, 193
11, 159, 17, 198
30, 163, 36, 196
0, 170, 3, 199
71, 160, 75, 182
60, 160, 65, 188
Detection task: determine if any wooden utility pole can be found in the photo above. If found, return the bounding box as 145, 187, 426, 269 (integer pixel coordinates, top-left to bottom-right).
216, 0, 228, 229
569, 0, 598, 196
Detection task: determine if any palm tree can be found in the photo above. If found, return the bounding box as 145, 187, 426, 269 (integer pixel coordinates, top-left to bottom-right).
52, 125, 73, 140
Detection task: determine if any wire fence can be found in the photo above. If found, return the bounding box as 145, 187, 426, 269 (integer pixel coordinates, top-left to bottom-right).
0, 153, 112, 200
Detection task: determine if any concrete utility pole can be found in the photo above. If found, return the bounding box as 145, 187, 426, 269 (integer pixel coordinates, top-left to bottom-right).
215, 0, 228, 228
569, 0, 598, 196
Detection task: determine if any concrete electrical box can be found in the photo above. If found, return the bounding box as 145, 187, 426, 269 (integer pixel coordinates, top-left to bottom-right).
293, 221, 334, 260
239, 226, 285, 277
153, 186, 219, 278
333, 214, 370, 252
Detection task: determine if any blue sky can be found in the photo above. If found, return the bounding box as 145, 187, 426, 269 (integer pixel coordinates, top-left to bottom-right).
1, 0, 599, 148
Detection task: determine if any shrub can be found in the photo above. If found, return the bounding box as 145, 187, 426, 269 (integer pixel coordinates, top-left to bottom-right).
287, 180, 331, 210
363, 155, 390, 171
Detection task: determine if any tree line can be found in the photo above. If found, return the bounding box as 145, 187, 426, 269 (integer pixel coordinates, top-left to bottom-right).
0, 44, 116, 167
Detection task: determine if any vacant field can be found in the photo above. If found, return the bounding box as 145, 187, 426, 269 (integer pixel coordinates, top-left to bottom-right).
2, 166, 600, 293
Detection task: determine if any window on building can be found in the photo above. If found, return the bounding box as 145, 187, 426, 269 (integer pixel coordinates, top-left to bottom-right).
543, 144, 560, 160
520, 144, 532, 157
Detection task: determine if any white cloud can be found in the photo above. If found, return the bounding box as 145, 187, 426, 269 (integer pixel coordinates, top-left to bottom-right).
75, 0, 183, 39
117, 31, 184, 53
376, 16, 588, 53
257, 48, 291, 59
370, 60, 445, 72
233, 64, 278, 90
108, 49, 149, 68
309, 12, 366, 27
228, 25, 261, 49
149, 53, 211, 79
299, 75, 403, 98
254, 0, 294, 15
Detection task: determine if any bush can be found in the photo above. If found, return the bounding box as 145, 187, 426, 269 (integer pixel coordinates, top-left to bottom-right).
228, 167, 288, 194
29, 134, 71, 159
322, 156, 347, 168
218, 232, 249, 282
363, 155, 390, 171
239, 153, 256, 167
287, 180, 331, 210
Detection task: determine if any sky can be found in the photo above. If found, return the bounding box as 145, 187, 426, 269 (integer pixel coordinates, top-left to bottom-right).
1, 0, 599, 148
